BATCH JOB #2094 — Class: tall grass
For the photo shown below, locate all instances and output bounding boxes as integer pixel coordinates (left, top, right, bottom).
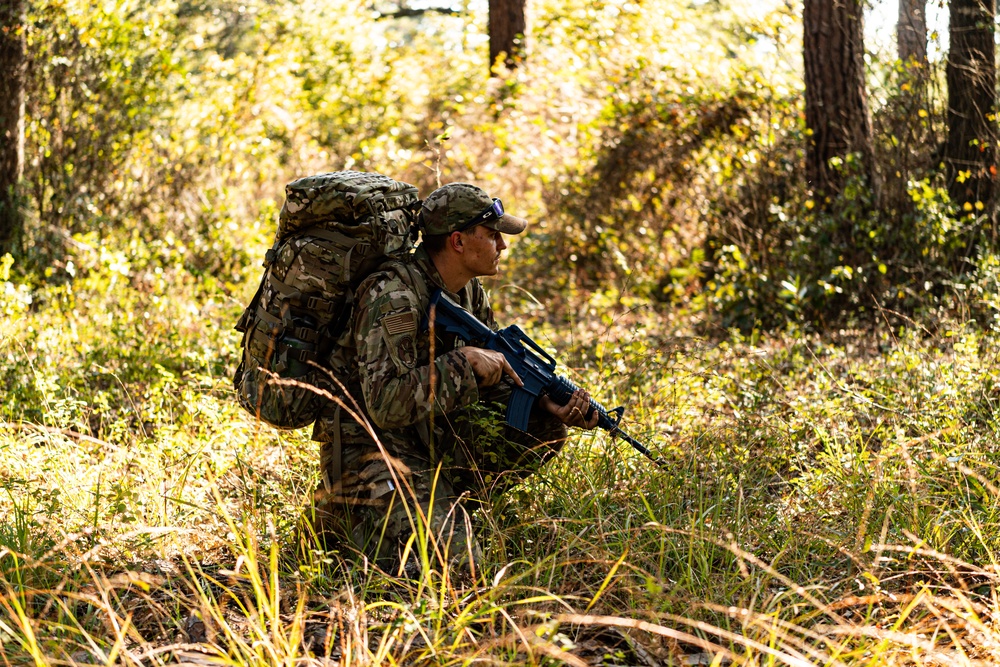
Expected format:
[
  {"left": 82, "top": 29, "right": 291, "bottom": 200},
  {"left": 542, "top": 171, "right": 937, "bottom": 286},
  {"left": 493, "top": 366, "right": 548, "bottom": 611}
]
[{"left": 3, "top": 257, "right": 1000, "bottom": 664}]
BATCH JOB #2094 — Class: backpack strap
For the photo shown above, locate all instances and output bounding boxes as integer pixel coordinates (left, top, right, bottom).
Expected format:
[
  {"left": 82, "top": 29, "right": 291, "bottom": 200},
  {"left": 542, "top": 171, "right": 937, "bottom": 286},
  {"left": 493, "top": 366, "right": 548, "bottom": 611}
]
[
  {"left": 236, "top": 235, "right": 286, "bottom": 336},
  {"left": 266, "top": 273, "right": 340, "bottom": 315},
  {"left": 247, "top": 305, "right": 323, "bottom": 375},
  {"left": 305, "top": 226, "right": 360, "bottom": 247},
  {"left": 318, "top": 405, "right": 344, "bottom": 501},
  {"left": 304, "top": 226, "right": 371, "bottom": 283},
  {"left": 233, "top": 264, "right": 273, "bottom": 392},
  {"left": 331, "top": 406, "right": 343, "bottom": 490},
  {"left": 252, "top": 307, "right": 321, "bottom": 344},
  {"left": 235, "top": 272, "right": 268, "bottom": 335}
]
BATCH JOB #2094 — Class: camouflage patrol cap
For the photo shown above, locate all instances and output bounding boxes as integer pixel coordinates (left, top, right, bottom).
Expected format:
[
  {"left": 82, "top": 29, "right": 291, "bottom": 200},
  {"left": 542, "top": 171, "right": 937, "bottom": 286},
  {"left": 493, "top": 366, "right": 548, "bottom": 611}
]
[{"left": 419, "top": 183, "right": 527, "bottom": 236}]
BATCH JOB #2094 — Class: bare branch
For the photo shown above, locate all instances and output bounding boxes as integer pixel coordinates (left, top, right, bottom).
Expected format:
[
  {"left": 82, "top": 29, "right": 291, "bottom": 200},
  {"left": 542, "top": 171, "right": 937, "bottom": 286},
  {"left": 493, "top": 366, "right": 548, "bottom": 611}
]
[{"left": 373, "top": 6, "right": 461, "bottom": 20}]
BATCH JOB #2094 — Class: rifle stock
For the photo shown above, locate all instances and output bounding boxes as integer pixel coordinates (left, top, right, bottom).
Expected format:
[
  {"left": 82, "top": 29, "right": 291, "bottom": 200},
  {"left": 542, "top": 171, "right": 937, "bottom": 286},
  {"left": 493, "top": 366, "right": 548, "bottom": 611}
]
[{"left": 429, "top": 290, "right": 666, "bottom": 468}]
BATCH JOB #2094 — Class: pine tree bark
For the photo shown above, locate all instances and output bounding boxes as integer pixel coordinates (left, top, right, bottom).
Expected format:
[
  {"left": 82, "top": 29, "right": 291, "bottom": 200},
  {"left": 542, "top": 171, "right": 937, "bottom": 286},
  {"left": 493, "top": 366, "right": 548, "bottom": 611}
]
[
  {"left": 488, "top": 0, "right": 525, "bottom": 73},
  {"left": 897, "top": 0, "right": 927, "bottom": 64},
  {"left": 802, "top": 0, "right": 876, "bottom": 204},
  {"left": 944, "top": 0, "right": 997, "bottom": 233},
  {"left": 0, "top": 0, "right": 27, "bottom": 256}
]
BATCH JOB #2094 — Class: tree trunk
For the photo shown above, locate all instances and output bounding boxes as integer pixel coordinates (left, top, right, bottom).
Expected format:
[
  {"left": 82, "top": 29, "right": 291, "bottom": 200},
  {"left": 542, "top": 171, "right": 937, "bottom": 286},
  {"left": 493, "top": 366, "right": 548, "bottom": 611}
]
[
  {"left": 944, "top": 0, "right": 997, "bottom": 236},
  {"left": 897, "top": 0, "right": 927, "bottom": 64},
  {"left": 802, "top": 0, "right": 876, "bottom": 204},
  {"left": 488, "top": 0, "right": 525, "bottom": 73},
  {"left": 0, "top": 0, "right": 27, "bottom": 256}
]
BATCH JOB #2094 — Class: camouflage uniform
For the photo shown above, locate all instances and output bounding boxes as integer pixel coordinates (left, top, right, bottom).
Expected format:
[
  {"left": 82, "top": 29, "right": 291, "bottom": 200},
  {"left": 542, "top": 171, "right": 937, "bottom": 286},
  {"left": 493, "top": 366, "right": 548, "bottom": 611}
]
[{"left": 311, "top": 243, "right": 567, "bottom": 572}]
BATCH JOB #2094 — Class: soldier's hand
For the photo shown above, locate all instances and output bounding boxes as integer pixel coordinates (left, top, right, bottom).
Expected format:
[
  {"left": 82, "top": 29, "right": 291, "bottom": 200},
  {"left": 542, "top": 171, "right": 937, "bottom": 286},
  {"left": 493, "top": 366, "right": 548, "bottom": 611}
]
[
  {"left": 541, "top": 389, "right": 600, "bottom": 429},
  {"left": 459, "top": 347, "right": 523, "bottom": 388}
]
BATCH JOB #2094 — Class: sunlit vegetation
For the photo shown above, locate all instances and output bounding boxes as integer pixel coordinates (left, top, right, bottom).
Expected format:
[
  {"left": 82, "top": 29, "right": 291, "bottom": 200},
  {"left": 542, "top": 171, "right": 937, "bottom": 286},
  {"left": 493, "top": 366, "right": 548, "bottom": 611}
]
[{"left": 4, "top": 0, "right": 1000, "bottom": 664}]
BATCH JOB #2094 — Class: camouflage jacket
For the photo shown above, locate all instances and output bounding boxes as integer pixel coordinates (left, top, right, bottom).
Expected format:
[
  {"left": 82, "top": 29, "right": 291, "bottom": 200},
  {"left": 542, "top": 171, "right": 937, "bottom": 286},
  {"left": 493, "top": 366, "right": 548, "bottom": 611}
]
[{"left": 313, "top": 245, "right": 496, "bottom": 453}]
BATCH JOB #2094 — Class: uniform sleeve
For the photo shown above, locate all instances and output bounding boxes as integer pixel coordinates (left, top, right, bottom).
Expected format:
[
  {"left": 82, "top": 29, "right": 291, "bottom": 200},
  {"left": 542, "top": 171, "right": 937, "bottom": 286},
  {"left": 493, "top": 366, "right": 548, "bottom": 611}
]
[{"left": 354, "top": 272, "right": 480, "bottom": 431}]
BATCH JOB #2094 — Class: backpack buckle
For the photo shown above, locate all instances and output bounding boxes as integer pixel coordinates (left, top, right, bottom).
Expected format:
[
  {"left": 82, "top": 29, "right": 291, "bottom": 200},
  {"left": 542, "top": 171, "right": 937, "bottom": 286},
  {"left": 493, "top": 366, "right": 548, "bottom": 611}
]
[{"left": 305, "top": 295, "right": 336, "bottom": 313}]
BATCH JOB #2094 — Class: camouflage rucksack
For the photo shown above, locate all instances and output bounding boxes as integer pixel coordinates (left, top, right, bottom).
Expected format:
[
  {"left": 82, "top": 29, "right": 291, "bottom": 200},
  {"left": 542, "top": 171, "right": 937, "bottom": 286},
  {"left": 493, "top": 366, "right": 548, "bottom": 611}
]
[{"left": 234, "top": 171, "right": 420, "bottom": 429}]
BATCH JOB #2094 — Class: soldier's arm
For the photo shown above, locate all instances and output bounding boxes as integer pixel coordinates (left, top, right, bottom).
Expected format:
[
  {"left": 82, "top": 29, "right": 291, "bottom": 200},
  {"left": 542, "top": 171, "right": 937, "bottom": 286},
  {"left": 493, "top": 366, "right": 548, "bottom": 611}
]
[{"left": 354, "top": 274, "right": 480, "bottom": 431}]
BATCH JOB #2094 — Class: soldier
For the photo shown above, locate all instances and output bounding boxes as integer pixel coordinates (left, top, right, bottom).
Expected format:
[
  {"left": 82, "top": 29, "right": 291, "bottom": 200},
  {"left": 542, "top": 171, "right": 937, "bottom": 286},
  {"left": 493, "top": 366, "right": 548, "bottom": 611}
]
[{"left": 312, "top": 183, "right": 598, "bottom": 575}]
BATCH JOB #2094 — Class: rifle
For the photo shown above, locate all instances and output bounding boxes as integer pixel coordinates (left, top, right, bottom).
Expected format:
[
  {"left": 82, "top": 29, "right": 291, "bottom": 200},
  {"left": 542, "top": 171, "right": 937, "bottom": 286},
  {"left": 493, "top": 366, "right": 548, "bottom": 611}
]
[{"left": 429, "top": 290, "right": 666, "bottom": 468}]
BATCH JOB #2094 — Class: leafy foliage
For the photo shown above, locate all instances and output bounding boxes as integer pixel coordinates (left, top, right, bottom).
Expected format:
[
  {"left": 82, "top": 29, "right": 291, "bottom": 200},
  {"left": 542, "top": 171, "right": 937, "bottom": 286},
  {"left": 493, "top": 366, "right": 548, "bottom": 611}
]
[
  {"left": 24, "top": 0, "right": 175, "bottom": 243},
  {"left": 4, "top": 0, "right": 1000, "bottom": 663}
]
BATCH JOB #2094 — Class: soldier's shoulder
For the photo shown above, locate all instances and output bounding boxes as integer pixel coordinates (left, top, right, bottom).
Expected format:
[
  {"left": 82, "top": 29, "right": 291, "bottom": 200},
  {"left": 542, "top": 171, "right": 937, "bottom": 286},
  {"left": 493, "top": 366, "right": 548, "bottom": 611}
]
[
  {"left": 354, "top": 261, "right": 427, "bottom": 330},
  {"left": 356, "top": 265, "right": 407, "bottom": 299},
  {"left": 360, "top": 254, "right": 424, "bottom": 292}
]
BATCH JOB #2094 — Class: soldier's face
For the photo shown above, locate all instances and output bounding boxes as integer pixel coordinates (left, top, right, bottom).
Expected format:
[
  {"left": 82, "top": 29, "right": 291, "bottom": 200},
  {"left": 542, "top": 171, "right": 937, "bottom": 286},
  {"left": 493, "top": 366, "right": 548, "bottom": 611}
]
[{"left": 460, "top": 225, "right": 508, "bottom": 277}]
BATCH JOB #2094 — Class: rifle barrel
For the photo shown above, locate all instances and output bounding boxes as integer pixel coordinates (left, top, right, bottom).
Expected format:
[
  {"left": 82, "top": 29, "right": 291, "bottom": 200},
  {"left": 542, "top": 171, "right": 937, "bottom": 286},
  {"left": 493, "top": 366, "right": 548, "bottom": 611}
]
[{"left": 608, "top": 425, "right": 668, "bottom": 469}]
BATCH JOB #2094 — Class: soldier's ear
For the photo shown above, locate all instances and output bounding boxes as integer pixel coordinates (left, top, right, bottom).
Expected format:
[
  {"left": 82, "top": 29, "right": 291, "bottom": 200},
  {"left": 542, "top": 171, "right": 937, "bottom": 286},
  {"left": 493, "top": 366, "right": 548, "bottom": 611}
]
[{"left": 449, "top": 231, "right": 464, "bottom": 253}]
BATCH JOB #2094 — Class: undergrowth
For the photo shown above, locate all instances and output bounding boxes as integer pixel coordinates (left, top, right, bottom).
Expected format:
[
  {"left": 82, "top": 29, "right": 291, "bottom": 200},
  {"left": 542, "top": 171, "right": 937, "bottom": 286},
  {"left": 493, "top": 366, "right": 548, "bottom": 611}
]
[{"left": 3, "top": 251, "right": 1000, "bottom": 666}]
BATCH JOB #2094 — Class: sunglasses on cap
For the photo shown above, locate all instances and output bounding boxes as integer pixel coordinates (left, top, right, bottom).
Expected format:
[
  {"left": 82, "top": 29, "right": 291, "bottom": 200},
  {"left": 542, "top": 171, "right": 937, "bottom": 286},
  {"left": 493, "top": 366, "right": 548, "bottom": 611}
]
[{"left": 456, "top": 198, "right": 504, "bottom": 232}]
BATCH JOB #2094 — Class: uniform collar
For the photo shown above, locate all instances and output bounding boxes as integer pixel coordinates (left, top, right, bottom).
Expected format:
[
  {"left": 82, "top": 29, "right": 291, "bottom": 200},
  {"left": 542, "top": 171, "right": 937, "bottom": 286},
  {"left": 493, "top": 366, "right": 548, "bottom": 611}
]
[{"left": 413, "top": 244, "right": 467, "bottom": 301}]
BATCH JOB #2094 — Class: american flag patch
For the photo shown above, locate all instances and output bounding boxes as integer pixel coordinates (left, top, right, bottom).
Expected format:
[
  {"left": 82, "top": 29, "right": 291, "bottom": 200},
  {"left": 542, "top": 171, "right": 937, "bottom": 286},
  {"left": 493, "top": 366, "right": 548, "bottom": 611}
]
[{"left": 382, "top": 311, "right": 416, "bottom": 336}]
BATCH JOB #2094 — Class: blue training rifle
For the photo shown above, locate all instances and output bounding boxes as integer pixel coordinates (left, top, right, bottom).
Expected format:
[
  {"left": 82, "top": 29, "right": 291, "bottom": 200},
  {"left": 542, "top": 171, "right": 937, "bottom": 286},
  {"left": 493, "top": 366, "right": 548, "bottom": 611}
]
[{"left": 429, "top": 290, "right": 666, "bottom": 469}]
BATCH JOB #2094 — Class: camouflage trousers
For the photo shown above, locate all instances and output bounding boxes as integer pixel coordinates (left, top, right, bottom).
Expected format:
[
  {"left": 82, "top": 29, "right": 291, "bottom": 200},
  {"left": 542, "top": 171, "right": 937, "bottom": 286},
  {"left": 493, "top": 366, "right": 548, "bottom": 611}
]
[{"left": 309, "top": 387, "right": 568, "bottom": 574}]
